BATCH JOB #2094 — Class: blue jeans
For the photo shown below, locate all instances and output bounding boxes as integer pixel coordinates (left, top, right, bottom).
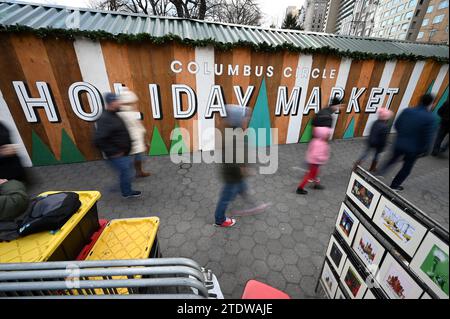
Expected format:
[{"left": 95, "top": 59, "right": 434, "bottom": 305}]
[
  {"left": 378, "top": 149, "right": 418, "bottom": 188},
  {"left": 358, "top": 146, "right": 382, "bottom": 163},
  {"left": 214, "top": 181, "right": 247, "bottom": 225},
  {"left": 108, "top": 156, "right": 133, "bottom": 196}
]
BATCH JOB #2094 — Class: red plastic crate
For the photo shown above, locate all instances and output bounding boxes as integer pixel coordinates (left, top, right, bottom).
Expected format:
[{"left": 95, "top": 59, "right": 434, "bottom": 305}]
[{"left": 76, "top": 219, "right": 109, "bottom": 260}]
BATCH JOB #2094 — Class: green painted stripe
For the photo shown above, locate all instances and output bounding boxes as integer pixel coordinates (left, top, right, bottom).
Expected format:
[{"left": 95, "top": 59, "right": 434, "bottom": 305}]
[
  {"left": 343, "top": 117, "right": 355, "bottom": 139},
  {"left": 299, "top": 119, "right": 313, "bottom": 143},
  {"left": 60, "top": 128, "right": 85, "bottom": 164},
  {"left": 248, "top": 78, "right": 271, "bottom": 147}
]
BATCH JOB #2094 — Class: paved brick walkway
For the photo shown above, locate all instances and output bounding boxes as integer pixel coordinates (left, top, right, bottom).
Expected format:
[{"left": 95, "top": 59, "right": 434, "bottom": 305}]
[{"left": 28, "top": 137, "right": 449, "bottom": 298}]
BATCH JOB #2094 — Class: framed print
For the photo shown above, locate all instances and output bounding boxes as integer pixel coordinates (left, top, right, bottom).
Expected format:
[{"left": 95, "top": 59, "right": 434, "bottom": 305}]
[
  {"left": 326, "top": 235, "right": 347, "bottom": 275},
  {"left": 410, "top": 232, "right": 449, "bottom": 299},
  {"left": 336, "top": 202, "right": 360, "bottom": 246},
  {"left": 377, "top": 253, "right": 423, "bottom": 299},
  {"left": 346, "top": 172, "right": 381, "bottom": 218},
  {"left": 363, "top": 289, "right": 376, "bottom": 299},
  {"left": 334, "top": 287, "right": 346, "bottom": 299},
  {"left": 373, "top": 197, "right": 427, "bottom": 257},
  {"left": 321, "top": 261, "right": 339, "bottom": 298},
  {"left": 340, "top": 259, "right": 368, "bottom": 299},
  {"left": 352, "top": 224, "right": 386, "bottom": 275}
]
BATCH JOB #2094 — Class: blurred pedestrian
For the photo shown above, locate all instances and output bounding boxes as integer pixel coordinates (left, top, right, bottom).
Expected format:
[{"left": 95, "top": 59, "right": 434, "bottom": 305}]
[
  {"left": 432, "top": 100, "right": 449, "bottom": 157},
  {"left": 94, "top": 93, "right": 141, "bottom": 198},
  {"left": 117, "top": 88, "right": 151, "bottom": 177},
  {"left": 377, "top": 94, "right": 437, "bottom": 191},
  {"left": 312, "top": 97, "right": 342, "bottom": 128},
  {"left": 353, "top": 107, "right": 394, "bottom": 172},
  {"left": 213, "top": 105, "right": 257, "bottom": 227},
  {"left": 0, "top": 121, "right": 29, "bottom": 184},
  {"left": 0, "top": 179, "right": 29, "bottom": 222},
  {"left": 296, "top": 126, "right": 332, "bottom": 195}
]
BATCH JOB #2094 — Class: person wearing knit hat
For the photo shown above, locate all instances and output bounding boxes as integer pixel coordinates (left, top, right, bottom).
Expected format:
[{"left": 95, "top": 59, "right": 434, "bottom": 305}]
[
  {"left": 353, "top": 107, "right": 394, "bottom": 172},
  {"left": 117, "top": 88, "right": 151, "bottom": 178}
]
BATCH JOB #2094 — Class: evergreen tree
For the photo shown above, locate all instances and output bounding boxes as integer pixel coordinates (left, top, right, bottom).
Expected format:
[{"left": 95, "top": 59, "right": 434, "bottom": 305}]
[{"left": 281, "top": 13, "right": 302, "bottom": 30}]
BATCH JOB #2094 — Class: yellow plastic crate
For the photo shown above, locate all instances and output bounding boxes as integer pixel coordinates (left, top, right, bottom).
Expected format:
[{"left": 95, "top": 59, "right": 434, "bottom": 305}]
[
  {"left": 85, "top": 217, "right": 160, "bottom": 260},
  {"left": 0, "top": 191, "right": 101, "bottom": 263},
  {"left": 84, "top": 217, "right": 160, "bottom": 295}
]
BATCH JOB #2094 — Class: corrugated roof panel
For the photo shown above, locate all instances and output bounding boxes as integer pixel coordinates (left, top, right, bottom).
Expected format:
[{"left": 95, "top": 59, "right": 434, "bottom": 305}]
[{"left": 0, "top": 1, "right": 447, "bottom": 60}]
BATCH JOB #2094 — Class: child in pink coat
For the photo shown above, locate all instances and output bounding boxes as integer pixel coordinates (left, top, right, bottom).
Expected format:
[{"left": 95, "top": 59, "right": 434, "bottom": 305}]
[{"left": 296, "top": 126, "right": 332, "bottom": 195}]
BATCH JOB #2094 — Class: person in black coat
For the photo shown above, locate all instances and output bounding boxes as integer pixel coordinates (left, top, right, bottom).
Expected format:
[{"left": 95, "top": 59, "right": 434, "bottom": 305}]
[
  {"left": 378, "top": 94, "right": 438, "bottom": 191},
  {"left": 94, "top": 93, "right": 141, "bottom": 198},
  {"left": 432, "top": 100, "right": 449, "bottom": 156},
  {"left": 0, "top": 122, "right": 29, "bottom": 184},
  {"left": 312, "top": 97, "right": 342, "bottom": 128},
  {"left": 354, "top": 108, "right": 393, "bottom": 172}
]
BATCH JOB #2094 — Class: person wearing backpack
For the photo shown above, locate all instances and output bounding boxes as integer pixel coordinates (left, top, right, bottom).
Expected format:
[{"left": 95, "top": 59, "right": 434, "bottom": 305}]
[{"left": 94, "top": 93, "right": 141, "bottom": 198}]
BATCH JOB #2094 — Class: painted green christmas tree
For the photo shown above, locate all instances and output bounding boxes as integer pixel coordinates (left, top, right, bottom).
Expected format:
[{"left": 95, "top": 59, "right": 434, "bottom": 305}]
[
  {"left": 60, "top": 129, "right": 85, "bottom": 164},
  {"left": 31, "top": 130, "right": 59, "bottom": 166},
  {"left": 149, "top": 126, "right": 169, "bottom": 156}
]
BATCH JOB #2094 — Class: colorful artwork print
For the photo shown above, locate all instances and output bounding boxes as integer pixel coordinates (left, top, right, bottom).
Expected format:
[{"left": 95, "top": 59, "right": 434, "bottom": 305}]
[
  {"left": 380, "top": 205, "right": 415, "bottom": 244},
  {"left": 420, "top": 245, "right": 449, "bottom": 296},
  {"left": 321, "top": 262, "right": 338, "bottom": 297},
  {"left": 351, "top": 180, "right": 374, "bottom": 209},
  {"left": 330, "top": 243, "right": 343, "bottom": 268},
  {"left": 357, "top": 236, "right": 377, "bottom": 264},
  {"left": 339, "top": 210, "right": 354, "bottom": 238},
  {"left": 344, "top": 268, "right": 362, "bottom": 297},
  {"left": 383, "top": 264, "right": 411, "bottom": 299}
]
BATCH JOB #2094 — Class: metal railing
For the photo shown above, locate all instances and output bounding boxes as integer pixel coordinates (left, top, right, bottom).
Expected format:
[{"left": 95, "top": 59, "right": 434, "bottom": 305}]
[{"left": 0, "top": 258, "right": 221, "bottom": 299}]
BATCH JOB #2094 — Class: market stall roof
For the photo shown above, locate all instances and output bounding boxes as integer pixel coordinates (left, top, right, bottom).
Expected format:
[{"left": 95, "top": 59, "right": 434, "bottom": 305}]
[{"left": 0, "top": 0, "right": 448, "bottom": 60}]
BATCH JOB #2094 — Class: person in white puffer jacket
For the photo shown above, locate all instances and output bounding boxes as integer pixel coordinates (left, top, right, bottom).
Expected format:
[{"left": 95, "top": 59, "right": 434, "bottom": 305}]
[{"left": 117, "top": 88, "right": 151, "bottom": 178}]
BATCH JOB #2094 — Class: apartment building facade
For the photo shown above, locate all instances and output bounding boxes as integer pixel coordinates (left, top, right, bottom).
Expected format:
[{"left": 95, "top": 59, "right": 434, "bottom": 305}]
[
  {"left": 371, "top": 0, "right": 431, "bottom": 40},
  {"left": 304, "top": 0, "right": 329, "bottom": 32},
  {"left": 416, "top": 0, "right": 449, "bottom": 43}
]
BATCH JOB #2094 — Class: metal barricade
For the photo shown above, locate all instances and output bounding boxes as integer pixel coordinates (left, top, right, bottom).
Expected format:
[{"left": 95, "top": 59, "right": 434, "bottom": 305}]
[{"left": 0, "top": 258, "right": 221, "bottom": 299}]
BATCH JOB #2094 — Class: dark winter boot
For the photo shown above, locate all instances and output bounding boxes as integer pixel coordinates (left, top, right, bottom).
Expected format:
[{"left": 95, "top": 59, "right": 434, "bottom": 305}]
[
  {"left": 369, "top": 160, "right": 378, "bottom": 172},
  {"left": 353, "top": 160, "right": 362, "bottom": 171}
]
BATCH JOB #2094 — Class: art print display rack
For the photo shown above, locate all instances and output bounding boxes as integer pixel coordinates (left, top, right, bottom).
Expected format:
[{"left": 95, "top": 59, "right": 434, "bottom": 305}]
[{"left": 316, "top": 166, "right": 449, "bottom": 300}]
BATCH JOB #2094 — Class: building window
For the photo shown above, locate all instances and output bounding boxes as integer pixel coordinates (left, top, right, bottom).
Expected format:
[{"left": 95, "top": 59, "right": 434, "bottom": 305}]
[
  {"left": 404, "top": 11, "right": 414, "bottom": 19},
  {"left": 394, "top": 15, "right": 401, "bottom": 23},
  {"left": 417, "top": 31, "right": 424, "bottom": 38},
  {"left": 429, "top": 29, "right": 437, "bottom": 38},
  {"left": 398, "top": 33, "right": 407, "bottom": 40},
  {"left": 415, "top": 9, "right": 420, "bottom": 16},
  {"left": 402, "top": 22, "right": 409, "bottom": 31},
  {"left": 388, "top": 18, "right": 394, "bottom": 24},
  {"left": 408, "top": 0, "right": 417, "bottom": 8},
  {"left": 422, "top": 18, "right": 429, "bottom": 26},
  {"left": 427, "top": 5, "right": 434, "bottom": 13},
  {"left": 397, "top": 4, "right": 405, "bottom": 12},
  {"left": 432, "top": 14, "right": 445, "bottom": 24},
  {"left": 438, "top": 1, "right": 449, "bottom": 9}
]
